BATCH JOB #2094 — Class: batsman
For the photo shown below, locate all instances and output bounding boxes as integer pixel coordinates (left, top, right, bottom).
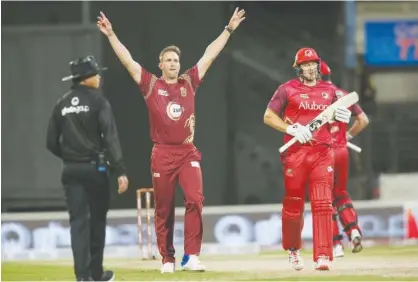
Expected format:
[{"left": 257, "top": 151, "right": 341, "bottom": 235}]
[
  {"left": 321, "top": 61, "right": 369, "bottom": 258},
  {"left": 264, "top": 48, "right": 353, "bottom": 271}
]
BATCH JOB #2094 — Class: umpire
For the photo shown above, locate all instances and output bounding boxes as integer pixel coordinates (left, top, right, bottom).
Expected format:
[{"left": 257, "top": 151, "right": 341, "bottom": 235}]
[{"left": 46, "top": 55, "right": 129, "bottom": 281}]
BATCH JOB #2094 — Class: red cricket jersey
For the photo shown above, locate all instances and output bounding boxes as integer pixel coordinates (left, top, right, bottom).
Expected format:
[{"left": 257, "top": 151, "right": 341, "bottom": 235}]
[
  {"left": 327, "top": 85, "right": 364, "bottom": 148},
  {"left": 267, "top": 79, "right": 342, "bottom": 152},
  {"left": 139, "top": 65, "right": 202, "bottom": 145}
]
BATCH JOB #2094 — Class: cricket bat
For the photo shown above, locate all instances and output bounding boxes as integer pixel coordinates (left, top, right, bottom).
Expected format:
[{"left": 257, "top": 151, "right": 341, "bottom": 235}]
[
  {"left": 278, "top": 91, "right": 359, "bottom": 154},
  {"left": 347, "top": 141, "right": 362, "bottom": 153}
]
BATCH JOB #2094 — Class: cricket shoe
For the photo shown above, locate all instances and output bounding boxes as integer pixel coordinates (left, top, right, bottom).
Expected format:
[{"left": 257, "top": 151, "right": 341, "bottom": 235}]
[
  {"left": 350, "top": 229, "right": 363, "bottom": 253},
  {"left": 160, "top": 262, "right": 175, "bottom": 273},
  {"left": 181, "top": 254, "right": 206, "bottom": 272},
  {"left": 333, "top": 244, "right": 345, "bottom": 258},
  {"left": 288, "top": 250, "right": 304, "bottom": 271},
  {"left": 315, "top": 255, "right": 331, "bottom": 271}
]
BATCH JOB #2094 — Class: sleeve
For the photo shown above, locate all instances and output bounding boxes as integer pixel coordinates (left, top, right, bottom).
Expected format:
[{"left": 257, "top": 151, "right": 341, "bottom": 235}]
[
  {"left": 351, "top": 103, "right": 364, "bottom": 116},
  {"left": 183, "top": 64, "right": 202, "bottom": 92},
  {"left": 138, "top": 66, "right": 157, "bottom": 99},
  {"left": 98, "top": 98, "right": 126, "bottom": 177},
  {"left": 46, "top": 105, "right": 62, "bottom": 159},
  {"left": 267, "top": 85, "right": 288, "bottom": 115},
  {"left": 335, "top": 88, "right": 363, "bottom": 115}
]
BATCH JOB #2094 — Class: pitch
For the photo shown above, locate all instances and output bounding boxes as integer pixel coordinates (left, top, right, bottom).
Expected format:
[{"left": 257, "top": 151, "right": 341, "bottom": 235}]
[{"left": 2, "top": 245, "right": 418, "bottom": 281}]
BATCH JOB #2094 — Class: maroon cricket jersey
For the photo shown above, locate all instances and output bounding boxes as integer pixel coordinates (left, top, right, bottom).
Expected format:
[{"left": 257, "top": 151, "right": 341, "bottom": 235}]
[
  {"left": 267, "top": 79, "right": 341, "bottom": 151},
  {"left": 327, "top": 85, "right": 364, "bottom": 148},
  {"left": 139, "top": 65, "right": 202, "bottom": 145}
]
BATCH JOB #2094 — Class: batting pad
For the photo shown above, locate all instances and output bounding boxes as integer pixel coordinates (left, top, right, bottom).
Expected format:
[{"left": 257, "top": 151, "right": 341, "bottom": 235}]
[
  {"left": 335, "top": 195, "right": 359, "bottom": 236},
  {"left": 281, "top": 197, "right": 305, "bottom": 250},
  {"left": 310, "top": 182, "right": 333, "bottom": 261}
]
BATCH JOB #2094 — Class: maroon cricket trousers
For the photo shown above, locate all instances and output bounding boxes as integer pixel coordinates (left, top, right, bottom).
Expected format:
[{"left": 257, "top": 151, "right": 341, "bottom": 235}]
[{"left": 150, "top": 143, "right": 204, "bottom": 263}]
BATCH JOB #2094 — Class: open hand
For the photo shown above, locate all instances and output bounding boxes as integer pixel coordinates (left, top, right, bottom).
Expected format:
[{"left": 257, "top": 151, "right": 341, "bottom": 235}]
[
  {"left": 97, "top": 11, "right": 114, "bottom": 37},
  {"left": 227, "top": 7, "right": 246, "bottom": 31},
  {"left": 118, "top": 175, "right": 129, "bottom": 194}
]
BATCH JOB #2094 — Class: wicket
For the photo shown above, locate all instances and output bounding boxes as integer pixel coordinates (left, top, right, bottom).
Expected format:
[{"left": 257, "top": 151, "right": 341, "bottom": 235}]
[{"left": 136, "top": 188, "right": 156, "bottom": 260}]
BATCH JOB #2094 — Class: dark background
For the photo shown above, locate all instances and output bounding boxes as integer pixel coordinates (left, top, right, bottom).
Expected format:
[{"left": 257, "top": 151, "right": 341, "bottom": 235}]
[{"left": 2, "top": 1, "right": 416, "bottom": 212}]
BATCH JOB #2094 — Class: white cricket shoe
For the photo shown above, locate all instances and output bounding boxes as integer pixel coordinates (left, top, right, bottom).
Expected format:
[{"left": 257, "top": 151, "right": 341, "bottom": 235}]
[
  {"left": 181, "top": 254, "right": 206, "bottom": 272},
  {"left": 350, "top": 229, "right": 363, "bottom": 253},
  {"left": 333, "top": 244, "right": 345, "bottom": 258},
  {"left": 288, "top": 250, "right": 304, "bottom": 271},
  {"left": 315, "top": 255, "right": 331, "bottom": 271},
  {"left": 160, "top": 262, "right": 175, "bottom": 273}
]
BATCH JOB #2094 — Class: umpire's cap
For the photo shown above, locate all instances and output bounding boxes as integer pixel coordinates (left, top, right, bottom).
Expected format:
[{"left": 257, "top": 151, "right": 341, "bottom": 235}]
[{"left": 62, "top": 55, "right": 108, "bottom": 82}]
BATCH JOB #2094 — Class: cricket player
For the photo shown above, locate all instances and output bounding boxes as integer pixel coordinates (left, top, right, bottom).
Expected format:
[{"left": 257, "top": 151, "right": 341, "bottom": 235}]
[
  {"left": 97, "top": 9, "right": 245, "bottom": 273},
  {"left": 321, "top": 61, "right": 369, "bottom": 258},
  {"left": 264, "top": 48, "right": 352, "bottom": 271}
]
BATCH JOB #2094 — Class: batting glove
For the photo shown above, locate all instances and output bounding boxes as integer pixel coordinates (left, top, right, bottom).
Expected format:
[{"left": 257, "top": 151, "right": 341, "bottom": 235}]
[
  {"left": 335, "top": 107, "right": 351, "bottom": 124},
  {"left": 286, "top": 123, "right": 312, "bottom": 144},
  {"left": 346, "top": 132, "right": 353, "bottom": 141}
]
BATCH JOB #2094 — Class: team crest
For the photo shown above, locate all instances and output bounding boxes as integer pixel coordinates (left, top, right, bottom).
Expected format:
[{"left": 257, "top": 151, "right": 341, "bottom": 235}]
[
  {"left": 286, "top": 168, "right": 293, "bottom": 177},
  {"left": 321, "top": 92, "right": 329, "bottom": 99},
  {"left": 336, "top": 90, "right": 344, "bottom": 98},
  {"left": 304, "top": 49, "right": 313, "bottom": 57},
  {"left": 180, "top": 87, "right": 187, "bottom": 97}
]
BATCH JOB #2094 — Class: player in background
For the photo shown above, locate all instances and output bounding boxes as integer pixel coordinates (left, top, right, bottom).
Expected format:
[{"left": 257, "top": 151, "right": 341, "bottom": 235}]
[
  {"left": 320, "top": 61, "right": 369, "bottom": 258},
  {"left": 264, "top": 48, "right": 352, "bottom": 271},
  {"left": 97, "top": 9, "right": 245, "bottom": 273}
]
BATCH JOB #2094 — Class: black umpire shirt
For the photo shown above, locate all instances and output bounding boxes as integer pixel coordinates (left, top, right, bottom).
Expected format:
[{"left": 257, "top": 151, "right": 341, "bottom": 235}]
[{"left": 46, "top": 84, "right": 126, "bottom": 176}]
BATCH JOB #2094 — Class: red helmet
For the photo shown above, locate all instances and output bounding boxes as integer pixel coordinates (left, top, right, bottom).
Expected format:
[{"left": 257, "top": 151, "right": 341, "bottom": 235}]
[
  {"left": 293, "top": 47, "right": 320, "bottom": 67},
  {"left": 320, "top": 61, "right": 331, "bottom": 76}
]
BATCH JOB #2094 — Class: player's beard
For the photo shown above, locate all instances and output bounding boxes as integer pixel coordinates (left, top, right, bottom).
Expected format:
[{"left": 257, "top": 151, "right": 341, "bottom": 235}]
[{"left": 302, "top": 70, "right": 317, "bottom": 82}]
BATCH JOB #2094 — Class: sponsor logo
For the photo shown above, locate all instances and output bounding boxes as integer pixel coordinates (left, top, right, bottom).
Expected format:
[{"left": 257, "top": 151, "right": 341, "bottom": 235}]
[
  {"left": 0, "top": 205, "right": 405, "bottom": 260},
  {"left": 166, "top": 102, "right": 183, "bottom": 121},
  {"left": 158, "top": 89, "right": 169, "bottom": 96},
  {"left": 308, "top": 117, "right": 326, "bottom": 131},
  {"left": 61, "top": 105, "right": 89, "bottom": 116},
  {"left": 299, "top": 101, "right": 328, "bottom": 111},
  {"left": 61, "top": 96, "right": 90, "bottom": 116},
  {"left": 300, "top": 94, "right": 309, "bottom": 99}
]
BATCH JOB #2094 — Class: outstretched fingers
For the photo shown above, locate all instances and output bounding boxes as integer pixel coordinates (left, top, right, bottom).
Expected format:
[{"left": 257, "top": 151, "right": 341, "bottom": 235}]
[{"left": 238, "top": 9, "right": 245, "bottom": 18}]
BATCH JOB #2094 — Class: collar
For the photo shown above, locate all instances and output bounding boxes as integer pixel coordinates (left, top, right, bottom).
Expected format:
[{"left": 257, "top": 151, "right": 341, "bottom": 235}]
[{"left": 71, "top": 84, "right": 101, "bottom": 93}]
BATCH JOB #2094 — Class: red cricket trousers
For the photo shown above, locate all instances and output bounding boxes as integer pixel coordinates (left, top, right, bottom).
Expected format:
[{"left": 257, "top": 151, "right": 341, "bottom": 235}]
[
  {"left": 151, "top": 144, "right": 204, "bottom": 264},
  {"left": 332, "top": 146, "right": 360, "bottom": 241},
  {"left": 281, "top": 145, "right": 334, "bottom": 262}
]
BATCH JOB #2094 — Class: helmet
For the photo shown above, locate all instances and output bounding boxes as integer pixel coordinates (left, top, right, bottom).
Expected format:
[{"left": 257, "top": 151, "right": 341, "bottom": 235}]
[
  {"left": 320, "top": 61, "right": 331, "bottom": 76},
  {"left": 293, "top": 47, "right": 321, "bottom": 79},
  {"left": 293, "top": 47, "right": 320, "bottom": 67},
  {"left": 320, "top": 61, "right": 332, "bottom": 81}
]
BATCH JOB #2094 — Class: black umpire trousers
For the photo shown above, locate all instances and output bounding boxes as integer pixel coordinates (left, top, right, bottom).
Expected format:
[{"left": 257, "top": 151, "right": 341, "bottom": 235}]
[{"left": 61, "top": 162, "right": 110, "bottom": 280}]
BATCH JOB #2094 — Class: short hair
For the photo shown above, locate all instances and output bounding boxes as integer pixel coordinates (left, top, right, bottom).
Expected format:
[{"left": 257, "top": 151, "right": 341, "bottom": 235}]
[{"left": 159, "top": 45, "right": 181, "bottom": 61}]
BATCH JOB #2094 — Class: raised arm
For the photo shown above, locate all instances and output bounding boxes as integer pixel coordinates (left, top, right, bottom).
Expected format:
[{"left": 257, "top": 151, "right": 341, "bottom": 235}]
[
  {"left": 97, "top": 12, "right": 142, "bottom": 84},
  {"left": 197, "top": 7, "right": 245, "bottom": 80}
]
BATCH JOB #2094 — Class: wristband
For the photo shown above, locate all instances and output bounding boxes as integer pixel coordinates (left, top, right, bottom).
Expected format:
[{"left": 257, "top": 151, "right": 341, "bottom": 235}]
[{"left": 225, "top": 25, "right": 233, "bottom": 34}]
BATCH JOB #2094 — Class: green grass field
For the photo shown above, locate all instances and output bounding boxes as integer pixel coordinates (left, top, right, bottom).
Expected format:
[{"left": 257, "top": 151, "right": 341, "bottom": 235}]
[{"left": 2, "top": 245, "right": 418, "bottom": 281}]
